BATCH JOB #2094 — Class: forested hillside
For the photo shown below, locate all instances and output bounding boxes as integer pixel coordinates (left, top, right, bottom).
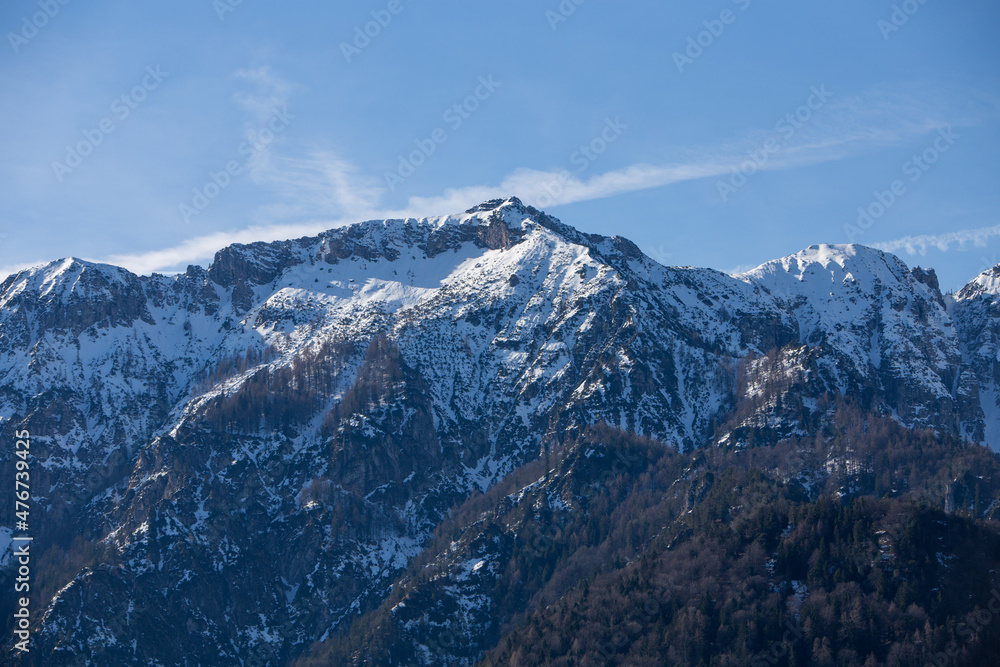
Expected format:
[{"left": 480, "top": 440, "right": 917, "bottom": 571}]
[{"left": 301, "top": 405, "right": 1000, "bottom": 666}]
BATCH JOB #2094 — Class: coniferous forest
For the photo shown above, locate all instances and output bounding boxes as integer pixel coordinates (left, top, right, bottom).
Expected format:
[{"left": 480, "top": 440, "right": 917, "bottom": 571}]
[{"left": 299, "top": 402, "right": 1000, "bottom": 666}]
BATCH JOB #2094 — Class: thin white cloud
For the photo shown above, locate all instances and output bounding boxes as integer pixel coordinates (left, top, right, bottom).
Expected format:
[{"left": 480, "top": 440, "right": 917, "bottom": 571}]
[
  {"left": 251, "top": 151, "right": 385, "bottom": 223},
  {"left": 89, "top": 221, "right": 348, "bottom": 276},
  {"left": 0, "top": 220, "right": 357, "bottom": 280},
  {"left": 233, "top": 66, "right": 295, "bottom": 125},
  {"left": 229, "top": 67, "right": 300, "bottom": 191},
  {"left": 391, "top": 162, "right": 731, "bottom": 217},
  {"left": 393, "top": 85, "right": 981, "bottom": 216},
  {"left": 70, "top": 160, "right": 720, "bottom": 276},
  {"left": 3, "top": 82, "right": 987, "bottom": 280},
  {"left": 873, "top": 223, "right": 1000, "bottom": 256}
]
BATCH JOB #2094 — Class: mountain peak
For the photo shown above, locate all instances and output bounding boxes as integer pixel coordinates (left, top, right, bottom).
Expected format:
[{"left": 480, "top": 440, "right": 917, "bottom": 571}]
[
  {"left": 465, "top": 196, "right": 526, "bottom": 215},
  {"left": 957, "top": 264, "right": 1000, "bottom": 301},
  {"left": 736, "top": 243, "right": 911, "bottom": 288},
  {"left": 1, "top": 256, "right": 136, "bottom": 299},
  {"left": 462, "top": 196, "right": 539, "bottom": 237}
]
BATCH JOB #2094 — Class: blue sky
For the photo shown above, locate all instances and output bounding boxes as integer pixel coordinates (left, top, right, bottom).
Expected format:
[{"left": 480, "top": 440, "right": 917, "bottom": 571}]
[{"left": 1, "top": 0, "right": 997, "bottom": 291}]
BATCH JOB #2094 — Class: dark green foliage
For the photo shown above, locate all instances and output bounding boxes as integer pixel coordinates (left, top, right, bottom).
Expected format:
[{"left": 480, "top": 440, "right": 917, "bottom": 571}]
[
  {"left": 481, "top": 481, "right": 1000, "bottom": 666},
  {"left": 202, "top": 339, "right": 355, "bottom": 432},
  {"left": 298, "top": 403, "right": 1000, "bottom": 666},
  {"left": 321, "top": 333, "right": 443, "bottom": 501},
  {"left": 192, "top": 345, "right": 277, "bottom": 395}
]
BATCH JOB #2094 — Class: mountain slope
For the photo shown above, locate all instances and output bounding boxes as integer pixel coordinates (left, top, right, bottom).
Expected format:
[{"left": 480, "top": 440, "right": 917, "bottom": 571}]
[
  {"left": 0, "top": 198, "right": 995, "bottom": 664},
  {"left": 736, "top": 244, "right": 975, "bottom": 440},
  {"left": 952, "top": 266, "right": 1000, "bottom": 451},
  {"left": 301, "top": 412, "right": 1000, "bottom": 666}
]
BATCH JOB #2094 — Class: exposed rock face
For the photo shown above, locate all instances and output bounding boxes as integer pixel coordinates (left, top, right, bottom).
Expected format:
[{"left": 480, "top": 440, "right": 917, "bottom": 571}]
[
  {"left": 952, "top": 265, "right": 1000, "bottom": 447},
  {"left": 734, "top": 244, "right": 981, "bottom": 443},
  {"left": 0, "top": 198, "right": 993, "bottom": 664}
]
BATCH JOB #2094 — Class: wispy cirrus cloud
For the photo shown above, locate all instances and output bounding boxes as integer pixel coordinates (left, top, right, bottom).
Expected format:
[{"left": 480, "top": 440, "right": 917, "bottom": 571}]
[
  {"left": 3, "top": 82, "right": 990, "bottom": 280},
  {"left": 233, "top": 66, "right": 296, "bottom": 125},
  {"left": 392, "top": 83, "right": 991, "bottom": 215},
  {"left": 873, "top": 223, "right": 1000, "bottom": 256},
  {"left": 94, "top": 221, "right": 339, "bottom": 276}
]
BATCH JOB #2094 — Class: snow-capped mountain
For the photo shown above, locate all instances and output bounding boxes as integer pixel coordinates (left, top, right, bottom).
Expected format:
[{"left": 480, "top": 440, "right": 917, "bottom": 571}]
[
  {"left": 0, "top": 198, "right": 993, "bottom": 664},
  {"left": 735, "top": 244, "right": 977, "bottom": 441},
  {"left": 952, "top": 265, "right": 1000, "bottom": 448}
]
